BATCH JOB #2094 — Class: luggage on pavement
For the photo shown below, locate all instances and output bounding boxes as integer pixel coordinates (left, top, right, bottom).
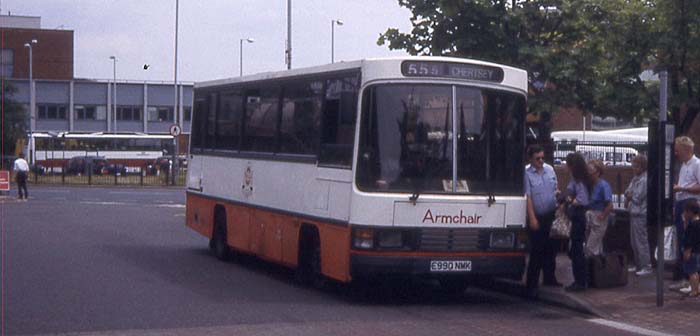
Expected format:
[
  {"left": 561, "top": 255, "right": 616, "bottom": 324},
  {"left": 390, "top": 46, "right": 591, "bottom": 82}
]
[{"left": 588, "top": 252, "right": 628, "bottom": 288}]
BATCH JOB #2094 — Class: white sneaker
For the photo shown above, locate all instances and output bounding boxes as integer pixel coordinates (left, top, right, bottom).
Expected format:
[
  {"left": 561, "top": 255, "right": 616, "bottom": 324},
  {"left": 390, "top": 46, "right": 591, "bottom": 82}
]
[
  {"left": 670, "top": 280, "right": 690, "bottom": 291},
  {"left": 679, "top": 285, "right": 692, "bottom": 294},
  {"left": 628, "top": 266, "right": 637, "bottom": 272},
  {"left": 635, "top": 268, "right": 653, "bottom": 276}
]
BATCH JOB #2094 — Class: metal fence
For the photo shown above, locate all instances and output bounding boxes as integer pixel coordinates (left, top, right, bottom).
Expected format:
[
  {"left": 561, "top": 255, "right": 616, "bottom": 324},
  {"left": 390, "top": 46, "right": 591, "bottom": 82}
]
[
  {"left": 27, "top": 166, "right": 187, "bottom": 186},
  {"left": 551, "top": 140, "right": 648, "bottom": 166},
  {"left": 549, "top": 140, "right": 649, "bottom": 210}
]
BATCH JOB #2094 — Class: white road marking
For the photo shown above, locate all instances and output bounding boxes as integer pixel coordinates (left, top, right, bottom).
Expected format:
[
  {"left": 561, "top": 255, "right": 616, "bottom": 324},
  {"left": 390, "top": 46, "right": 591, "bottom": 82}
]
[
  {"left": 80, "top": 201, "right": 128, "bottom": 206},
  {"left": 588, "top": 318, "right": 678, "bottom": 336},
  {"left": 155, "top": 204, "right": 186, "bottom": 208}
]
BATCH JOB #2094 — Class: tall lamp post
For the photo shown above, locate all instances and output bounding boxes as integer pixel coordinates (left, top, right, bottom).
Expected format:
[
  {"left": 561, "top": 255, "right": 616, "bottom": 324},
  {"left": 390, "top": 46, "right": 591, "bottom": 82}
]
[
  {"left": 24, "top": 39, "right": 38, "bottom": 164},
  {"left": 240, "top": 38, "right": 255, "bottom": 76},
  {"left": 109, "top": 56, "right": 117, "bottom": 134},
  {"left": 331, "top": 19, "right": 343, "bottom": 63}
]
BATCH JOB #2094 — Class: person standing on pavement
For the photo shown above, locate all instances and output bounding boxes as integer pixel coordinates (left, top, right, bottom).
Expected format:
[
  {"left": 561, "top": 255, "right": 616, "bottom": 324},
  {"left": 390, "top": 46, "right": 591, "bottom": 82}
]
[
  {"left": 584, "top": 160, "right": 613, "bottom": 258},
  {"left": 625, "top": 155, "right": 653, "bottom": 276},
  {"left": 524, "top": 145, "right": 562, "bottom": 298},
  {"left": 13, "top": 152, "right": 29, "bottom": 200},
  {"left": 670, "top": 136, "right": 700, "bottom": 288},
  {"left": 564, "top": 153, "right": 592, "bottom": 292},
  {"left": 681, "top": 199, "right": 700, "bottom": 298}
]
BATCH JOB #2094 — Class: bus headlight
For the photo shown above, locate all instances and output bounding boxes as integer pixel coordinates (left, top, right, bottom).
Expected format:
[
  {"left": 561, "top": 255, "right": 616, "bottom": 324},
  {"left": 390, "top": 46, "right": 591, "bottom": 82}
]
[
  {"left": 490, "top": 232, "right": 515, "bottom": 249},
  {"left": 353, "top": 228, "right": 374, "bottom": 249},
  {"left": 377, "top": 230, "right": 403, "bottom": 248}
]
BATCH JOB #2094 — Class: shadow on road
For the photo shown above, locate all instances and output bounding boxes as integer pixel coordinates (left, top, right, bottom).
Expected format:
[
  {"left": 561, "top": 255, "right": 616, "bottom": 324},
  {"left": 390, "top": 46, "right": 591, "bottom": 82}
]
[{"left": 105, "top": 242, "right": 519, "bottom": 309}]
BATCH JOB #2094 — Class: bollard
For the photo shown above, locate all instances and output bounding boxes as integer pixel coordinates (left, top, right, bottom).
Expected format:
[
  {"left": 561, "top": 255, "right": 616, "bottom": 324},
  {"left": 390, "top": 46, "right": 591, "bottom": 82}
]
[{"left": 140, "top": 166, "right": 144, "bottom": 186}]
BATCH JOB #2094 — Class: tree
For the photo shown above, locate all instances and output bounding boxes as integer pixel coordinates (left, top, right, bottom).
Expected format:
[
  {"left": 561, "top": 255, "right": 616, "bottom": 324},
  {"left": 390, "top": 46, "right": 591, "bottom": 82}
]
[
  {"left": 2, "top": 83, "right": 28, "bottom": 158},
  {"left": 377, "top": 1, "right": 666, "bottom": 124},
  {"left": 655, "top": 0, "right": 700, "bottom": 135}
]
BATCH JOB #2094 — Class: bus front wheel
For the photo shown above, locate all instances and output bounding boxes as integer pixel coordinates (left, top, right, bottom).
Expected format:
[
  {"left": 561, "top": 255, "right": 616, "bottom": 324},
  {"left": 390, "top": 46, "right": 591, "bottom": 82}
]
[{"left": 296, "top": 226, "right": 325, "bottom": 289}]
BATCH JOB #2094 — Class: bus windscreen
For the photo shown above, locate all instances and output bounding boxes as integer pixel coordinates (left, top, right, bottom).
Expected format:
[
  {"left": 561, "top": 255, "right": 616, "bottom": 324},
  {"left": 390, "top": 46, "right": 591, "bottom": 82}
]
[{"left": 357, "top": 84, "right": 525, "bottom": 195}]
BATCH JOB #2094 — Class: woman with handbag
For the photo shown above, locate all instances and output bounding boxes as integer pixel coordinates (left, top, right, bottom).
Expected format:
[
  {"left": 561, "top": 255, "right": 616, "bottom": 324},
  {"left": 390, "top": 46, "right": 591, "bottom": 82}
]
[
  {"left": 564, "top": 153, "right": 592, "bottom": 292},
  {"left": 585, "top": 160, "right": 613, "bottom": 258}
]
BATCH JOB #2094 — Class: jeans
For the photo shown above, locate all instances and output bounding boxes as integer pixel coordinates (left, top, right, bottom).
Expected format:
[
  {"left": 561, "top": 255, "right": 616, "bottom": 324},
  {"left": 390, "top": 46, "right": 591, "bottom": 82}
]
[
  {"left": 568, "top": 206, "right": 588, "bottom": 286},
  {"left": 16, "top": 171, "right": 28, "bottom": 199},
  {"left": 527, "top": 211, "right": 558, "bottom": 289}
]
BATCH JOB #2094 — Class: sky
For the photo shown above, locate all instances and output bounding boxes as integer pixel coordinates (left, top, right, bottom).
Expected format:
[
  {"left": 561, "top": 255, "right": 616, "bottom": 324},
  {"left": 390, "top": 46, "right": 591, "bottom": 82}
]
[{"left": 3, "top": 0, "right": 414, "bottom": 82}]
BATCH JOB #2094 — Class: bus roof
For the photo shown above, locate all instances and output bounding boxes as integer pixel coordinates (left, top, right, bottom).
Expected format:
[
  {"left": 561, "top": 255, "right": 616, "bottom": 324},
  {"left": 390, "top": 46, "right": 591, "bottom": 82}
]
[{"left": 194, "top": 56, "right": 528, "bottom": 93}]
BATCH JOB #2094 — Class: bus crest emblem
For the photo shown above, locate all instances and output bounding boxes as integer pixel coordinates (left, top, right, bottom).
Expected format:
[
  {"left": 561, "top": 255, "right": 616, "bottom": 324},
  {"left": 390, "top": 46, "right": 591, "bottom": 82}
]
[{"left": 242, "top": 165, "right": 254, "bottom": 197}]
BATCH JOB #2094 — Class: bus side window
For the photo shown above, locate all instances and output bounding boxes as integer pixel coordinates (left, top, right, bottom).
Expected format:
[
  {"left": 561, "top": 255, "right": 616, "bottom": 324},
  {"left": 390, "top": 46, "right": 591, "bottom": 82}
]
[
  {"left": 319, "top": 73, "right": 359, "bottom": 167},
  {"left": 205, "top": 93, "right": 218, "bottom": 149},
  {"left": 216, "top": 90, "right": 244, "bottom": 151},
  {"left": 242, "top": 87, "right": 280, "bottom": 153},
  {"left": 279, "top": 80, "right": 323, "bottom": 155}
]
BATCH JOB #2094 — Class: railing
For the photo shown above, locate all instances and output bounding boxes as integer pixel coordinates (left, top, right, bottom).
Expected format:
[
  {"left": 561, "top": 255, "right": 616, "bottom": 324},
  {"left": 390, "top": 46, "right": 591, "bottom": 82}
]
[
  {"left": 27, "top": 165, "right": 187, "bottom": 186},
  {"left": 549, "top": 140, "right": 649, "bottom": 210}
]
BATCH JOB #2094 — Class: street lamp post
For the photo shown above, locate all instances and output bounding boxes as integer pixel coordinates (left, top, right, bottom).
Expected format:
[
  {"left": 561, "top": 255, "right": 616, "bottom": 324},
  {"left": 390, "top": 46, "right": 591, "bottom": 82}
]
[
  {"left": 109, "top": 56, "right": 117, "bottom": 134},
  {"left": 240, "top": 38, "right": 255, "bottom": 76},
  {"left": 331, "top": 19, "right": 343, "bottom": 63},
  {"left": 23, "top": 39, "right": 38, "bottom": 164}
]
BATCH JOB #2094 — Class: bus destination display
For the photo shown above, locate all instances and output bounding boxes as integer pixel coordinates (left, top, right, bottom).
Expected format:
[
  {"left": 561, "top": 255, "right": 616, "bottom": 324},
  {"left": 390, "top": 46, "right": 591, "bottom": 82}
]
[{"left": 401, "top": 61, "right": 504, "bottom": 82}]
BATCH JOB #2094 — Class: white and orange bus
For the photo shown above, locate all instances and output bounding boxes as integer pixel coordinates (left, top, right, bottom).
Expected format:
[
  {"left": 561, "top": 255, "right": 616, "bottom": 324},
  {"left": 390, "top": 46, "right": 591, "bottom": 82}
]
[{"left": 186, "top": 57, "right": 529, "bottom": 289}]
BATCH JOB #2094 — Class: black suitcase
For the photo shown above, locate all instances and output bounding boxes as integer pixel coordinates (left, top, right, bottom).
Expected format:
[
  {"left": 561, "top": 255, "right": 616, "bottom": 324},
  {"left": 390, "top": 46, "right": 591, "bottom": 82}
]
[{"left": 588, "top": 253, "right": 628, "bottom": 288}]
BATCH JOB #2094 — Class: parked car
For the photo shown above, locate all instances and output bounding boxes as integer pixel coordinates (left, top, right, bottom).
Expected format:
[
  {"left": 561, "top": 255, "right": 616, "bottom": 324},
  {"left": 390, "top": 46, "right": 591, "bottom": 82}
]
[
  {"left": 66, "top": 156, "right": 126, "bottom": 175},
  {"left": 31, "top": 164, "right": 46, "bottom": 175},
  {"left": 146, "top": 156, "right": 187, "bottom": 175}
]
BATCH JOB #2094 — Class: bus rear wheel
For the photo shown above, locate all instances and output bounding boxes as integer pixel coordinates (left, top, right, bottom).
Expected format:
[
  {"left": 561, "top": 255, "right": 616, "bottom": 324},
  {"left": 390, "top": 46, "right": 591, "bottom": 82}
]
[{"left": 210, "top": 209, "right": 230, "bottom": 261}]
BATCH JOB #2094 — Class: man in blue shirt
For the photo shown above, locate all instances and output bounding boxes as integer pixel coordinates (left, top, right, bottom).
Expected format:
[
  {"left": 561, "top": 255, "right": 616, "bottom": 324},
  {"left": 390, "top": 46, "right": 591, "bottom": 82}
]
[{"left": 524, "top": 145, "right": 561, "bottom": 298}]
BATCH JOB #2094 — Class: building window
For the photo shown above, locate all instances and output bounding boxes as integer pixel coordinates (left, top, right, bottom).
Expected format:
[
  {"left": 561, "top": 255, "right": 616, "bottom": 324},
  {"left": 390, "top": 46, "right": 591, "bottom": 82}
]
[
  {"left": 75, "top": 105, "right": 106, "bottom": 120},
  {"left": 37, "top": 104, "right": 68, "bottom": 120},
  {"left": 1, "top": 49, "right": 13, "bottom": 78},
  {"left": 117, "top": 106, "right": 142, "bottom": 121},
  {"left": 147, "top": 106, "right": 173, "bottom": 122}
]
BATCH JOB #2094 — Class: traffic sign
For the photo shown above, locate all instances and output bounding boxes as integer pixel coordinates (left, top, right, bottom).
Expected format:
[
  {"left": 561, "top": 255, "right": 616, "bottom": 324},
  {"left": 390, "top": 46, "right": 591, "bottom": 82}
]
[{"left": 169, "top": 124, "right": 182, "bottom": 137}]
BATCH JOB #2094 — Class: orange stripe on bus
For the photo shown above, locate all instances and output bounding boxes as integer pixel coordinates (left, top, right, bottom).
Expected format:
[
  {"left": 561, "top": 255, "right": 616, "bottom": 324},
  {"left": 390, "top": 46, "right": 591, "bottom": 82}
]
[{"left": 186, "top": 193, "right": 352, "bottom": 282}]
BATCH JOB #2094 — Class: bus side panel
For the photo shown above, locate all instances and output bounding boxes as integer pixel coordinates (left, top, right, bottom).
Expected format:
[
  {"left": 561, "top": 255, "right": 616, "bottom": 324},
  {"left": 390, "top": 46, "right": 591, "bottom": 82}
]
[
  {"left": 318, "top": 223, "right": 351, "bottom": 282},
  {"left": 228, "top": 204, "right": 252, "bottom": 253},
  {"left": 260, "top": 211, "right": 283, "bottom": 262},
  {"left": 186, "top": 193, "right": 214, "bottom": 239}
]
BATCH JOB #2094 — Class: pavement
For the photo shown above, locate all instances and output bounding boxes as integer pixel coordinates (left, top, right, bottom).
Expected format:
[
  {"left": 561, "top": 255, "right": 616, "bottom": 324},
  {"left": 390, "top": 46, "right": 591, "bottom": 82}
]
[{"left": 488, "top": 254, "right": 699, "bottom": 336}]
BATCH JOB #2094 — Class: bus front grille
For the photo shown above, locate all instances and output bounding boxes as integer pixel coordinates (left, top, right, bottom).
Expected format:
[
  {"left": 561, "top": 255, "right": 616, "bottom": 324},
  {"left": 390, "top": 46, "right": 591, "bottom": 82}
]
[{"left": 417, "top": 228, "right": 485, "bottom": 252}]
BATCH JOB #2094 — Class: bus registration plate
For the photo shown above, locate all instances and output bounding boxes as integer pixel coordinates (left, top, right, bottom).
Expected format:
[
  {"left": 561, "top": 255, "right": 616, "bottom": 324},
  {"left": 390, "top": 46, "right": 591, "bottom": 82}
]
[{"left": 430, "top": 260, "right": 472, "bottom": 272}]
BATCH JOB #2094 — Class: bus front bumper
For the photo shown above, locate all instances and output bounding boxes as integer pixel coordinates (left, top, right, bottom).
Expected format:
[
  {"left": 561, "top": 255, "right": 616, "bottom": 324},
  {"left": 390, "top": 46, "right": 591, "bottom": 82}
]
[{"left": 350, "top": 252, "right": 526, "bottom": 280}]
